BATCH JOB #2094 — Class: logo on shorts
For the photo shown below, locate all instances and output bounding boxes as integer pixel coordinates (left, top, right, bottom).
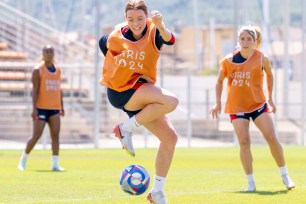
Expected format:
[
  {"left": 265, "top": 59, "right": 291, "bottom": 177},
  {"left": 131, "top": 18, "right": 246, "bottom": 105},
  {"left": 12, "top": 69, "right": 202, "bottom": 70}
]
[
  {"left": 257, "top": 106, "right": 265, "bottom": 112},
  {"left": 38, "top": 115, "right": 46, "bottom": 119},
  {"left": 236, "top": 113, "right": 244, "bottom": 116}
]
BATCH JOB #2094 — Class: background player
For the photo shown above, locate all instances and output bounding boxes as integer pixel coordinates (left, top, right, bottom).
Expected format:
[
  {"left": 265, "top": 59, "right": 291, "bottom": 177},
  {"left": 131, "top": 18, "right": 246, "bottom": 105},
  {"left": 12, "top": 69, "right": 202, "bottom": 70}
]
[
  {"left": 18, "top": 45, "right": 65, "bottom": 172},
  {"left": 210, "top": 25, "right": 295, "bottom": 191}
]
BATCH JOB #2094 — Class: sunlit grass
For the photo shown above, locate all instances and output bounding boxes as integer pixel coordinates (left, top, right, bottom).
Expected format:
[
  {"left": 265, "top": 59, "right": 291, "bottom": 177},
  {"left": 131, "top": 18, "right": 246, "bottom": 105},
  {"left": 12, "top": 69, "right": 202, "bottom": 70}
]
[{"left": 1, "top": 146, "right": 305, "bottom": 204}]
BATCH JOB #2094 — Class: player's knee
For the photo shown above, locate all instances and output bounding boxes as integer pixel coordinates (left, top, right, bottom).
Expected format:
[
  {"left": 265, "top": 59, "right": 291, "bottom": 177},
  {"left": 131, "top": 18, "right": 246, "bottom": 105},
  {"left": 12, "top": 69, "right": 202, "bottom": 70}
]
[
  {"left": 30, "top": 134, "right": 42, "bottom": 142},
  {"left": 172, "top": 133, "right": 178, "bottom": 146},
  {"left": 166, "top": 96, "right": 179, "bottom": 112},
  {"left": 168, "top": 132, "right": 178, "bottom": 148},
  {"left": 239, "top": 137, "right": 251, "bottom": 149},
  {"left": 266, "top": 134, "right": 280, "bottom": 145},
  {"left": 50, "top": 134, "right": 60, "bottom": 142}
]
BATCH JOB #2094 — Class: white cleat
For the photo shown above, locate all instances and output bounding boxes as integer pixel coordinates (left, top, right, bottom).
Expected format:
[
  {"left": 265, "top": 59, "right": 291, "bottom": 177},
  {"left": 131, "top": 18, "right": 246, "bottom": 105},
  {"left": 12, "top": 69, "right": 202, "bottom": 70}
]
[
  {"left": 147, "top": 191, "right": 168, "bottom": 204},
  {"left": 52, "top": 166, "right": 65, "bottom": 172},
  {"left": 18, "top": 164, "right": 25, "bottom": 171},
  {"left": 244, "top": 181, "right": 256, "bottom": 192},
  {"left": 113, "top": 124, "right": 135, "bottom": 157},
  {"left": 282, "top": 174, "right": 295, "bottom": 190},
  {"left": 18, "top": 158, "right": 27, "bottom": 171}
]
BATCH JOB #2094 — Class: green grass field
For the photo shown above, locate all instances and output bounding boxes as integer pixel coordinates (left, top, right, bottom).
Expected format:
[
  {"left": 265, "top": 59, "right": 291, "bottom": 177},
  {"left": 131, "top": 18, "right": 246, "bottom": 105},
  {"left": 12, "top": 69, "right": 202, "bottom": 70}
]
[{"left": 1, "top": 146, "right": 305, "bottom": 204}]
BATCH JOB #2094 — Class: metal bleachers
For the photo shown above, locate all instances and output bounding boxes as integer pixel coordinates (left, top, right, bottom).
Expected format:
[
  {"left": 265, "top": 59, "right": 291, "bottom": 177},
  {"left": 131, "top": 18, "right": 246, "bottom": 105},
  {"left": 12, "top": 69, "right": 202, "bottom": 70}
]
[{"left": 0, "top": 41, "right": 95, "bottom": 143}]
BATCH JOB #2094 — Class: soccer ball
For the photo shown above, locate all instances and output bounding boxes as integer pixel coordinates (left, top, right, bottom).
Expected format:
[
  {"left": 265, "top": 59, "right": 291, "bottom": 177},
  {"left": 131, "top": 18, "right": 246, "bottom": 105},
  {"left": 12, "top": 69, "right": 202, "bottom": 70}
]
[{"left": 120, "top": 164, "right": 150, "bottom": 195}]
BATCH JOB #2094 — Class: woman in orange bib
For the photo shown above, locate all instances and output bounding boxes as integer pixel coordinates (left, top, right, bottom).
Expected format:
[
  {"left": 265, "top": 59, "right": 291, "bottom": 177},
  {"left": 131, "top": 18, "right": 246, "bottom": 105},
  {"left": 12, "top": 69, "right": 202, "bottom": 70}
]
[
  {"left": 18, "top": 45, "right": 65, "bottom": 172},
  {"left": 210, "top": 25, "right": 295, "bottom": 191},
  {"left": 99, "top": 1, "right": 178, "bottom": 203}
]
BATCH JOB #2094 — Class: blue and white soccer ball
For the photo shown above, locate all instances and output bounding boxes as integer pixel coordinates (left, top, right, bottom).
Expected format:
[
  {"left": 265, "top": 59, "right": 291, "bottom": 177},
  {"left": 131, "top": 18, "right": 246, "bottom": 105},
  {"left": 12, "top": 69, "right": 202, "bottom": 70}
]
[{"left": 120, "top": 164, "right": 150, "bottom": 195}]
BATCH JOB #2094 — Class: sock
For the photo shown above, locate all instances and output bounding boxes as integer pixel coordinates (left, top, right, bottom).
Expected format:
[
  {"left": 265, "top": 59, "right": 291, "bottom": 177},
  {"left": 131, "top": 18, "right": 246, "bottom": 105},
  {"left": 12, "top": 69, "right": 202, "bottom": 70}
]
[
  {"left": 279, "top": 166, "right": 288, "bottom": 176},
  {"left": 21, "top": 151, "right": 29, "bottom": 160},
  {"left": 246, "top": 174, "right": 255, "bottom": 184},
  {"left": 122, "top": 116, "right": 141, "bottom": 132},
  {"left": 19, "top": 151, "right": 29, "bottom": 165},
  {"left": 52, "top": 155, "right": 59, "bottom": 168},
  {"left": 151, "top": 175, "right": 166, "bottom": 193}
]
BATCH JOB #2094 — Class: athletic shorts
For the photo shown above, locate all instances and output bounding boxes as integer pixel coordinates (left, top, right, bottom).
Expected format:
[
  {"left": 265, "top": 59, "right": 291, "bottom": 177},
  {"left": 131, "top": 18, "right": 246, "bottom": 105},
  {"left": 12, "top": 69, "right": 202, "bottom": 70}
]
[
  {"left": 107, "top": 78, "right": 147, "bottom": 118},
  {"left": 230, "top": 103, "right": 269, "bottom": 122},
  {"left": 37, "top": 108, "right": 60, "bottom": 122}
]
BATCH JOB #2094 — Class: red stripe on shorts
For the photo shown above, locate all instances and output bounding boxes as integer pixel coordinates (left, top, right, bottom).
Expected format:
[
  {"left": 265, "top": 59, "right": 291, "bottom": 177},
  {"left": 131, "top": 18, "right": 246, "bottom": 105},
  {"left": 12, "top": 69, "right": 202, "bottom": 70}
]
[{"left": 132, "top": 82, "right": 145, "bottom": 90}]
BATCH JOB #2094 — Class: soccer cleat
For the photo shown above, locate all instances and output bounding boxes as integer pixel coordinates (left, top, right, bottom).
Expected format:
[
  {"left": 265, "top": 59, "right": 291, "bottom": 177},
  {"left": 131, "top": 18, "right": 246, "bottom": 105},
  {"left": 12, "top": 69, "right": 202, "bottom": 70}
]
[
  {"left": 52, "top": 166, "right": 65, "bottom": 172},
  {"left": 113, "top": 124, "right": 135, "bottom": 157},
  {"left": 147, "top": 191, "right": 168, "bottom": 204},
  {"left": 282, "top": 174, "right": 295, "bottom": 190},
  {"left": 18, "top": 158, "right": 27, "bottom": 171},
  {"left": 244, "top": 181, "right": 256, "bottom": 192}
]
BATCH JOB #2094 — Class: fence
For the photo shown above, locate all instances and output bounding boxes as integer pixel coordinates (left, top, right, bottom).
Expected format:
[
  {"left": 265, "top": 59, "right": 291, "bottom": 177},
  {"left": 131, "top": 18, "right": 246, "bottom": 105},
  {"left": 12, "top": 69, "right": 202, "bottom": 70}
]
[{"left": 0, "top": 0, "right": 305, "bottom": 149}]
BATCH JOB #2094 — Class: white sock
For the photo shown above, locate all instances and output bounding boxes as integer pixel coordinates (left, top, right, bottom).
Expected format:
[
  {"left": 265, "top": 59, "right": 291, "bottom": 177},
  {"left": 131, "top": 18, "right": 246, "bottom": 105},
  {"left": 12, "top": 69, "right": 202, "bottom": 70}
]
[
  {"left": 246, "top": 174, "right": 255, "bottom": 184},
  {"left": 52, "top": 155, "right": 59, "bottom": 167},
  {"left": 21, "top": 151, "right": 29, "bottom": 160},
  {"left": 279, "top": 166, "right": 288, "bottom": 176},
  {"left": 151, "top": 175, "right": 166, "bottom": 193},
  {"left": 122, "top": 116, "right": 141, "bottom": 132},
  {"left": 19, "top": 152, "right": 29, "bottom": 165}
]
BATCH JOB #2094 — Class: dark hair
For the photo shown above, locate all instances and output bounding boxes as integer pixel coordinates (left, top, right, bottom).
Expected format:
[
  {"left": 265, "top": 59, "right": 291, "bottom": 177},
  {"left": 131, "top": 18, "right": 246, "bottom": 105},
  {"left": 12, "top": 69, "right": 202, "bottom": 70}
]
[
  {"left": 42, "top": 44, "right": 54, "bottom": 53},
  {"left": 40, "top": 44, "right": 55, "bottom": 63},
  {"left": 125, "top": 0, "right": 148, "bottom": 16}
]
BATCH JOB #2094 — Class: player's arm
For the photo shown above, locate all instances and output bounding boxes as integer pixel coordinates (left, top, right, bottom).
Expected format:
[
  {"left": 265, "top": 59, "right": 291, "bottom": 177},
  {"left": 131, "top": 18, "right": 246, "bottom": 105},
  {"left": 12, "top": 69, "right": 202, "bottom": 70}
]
[
  {"left": 215, "top": 70, "right": 225, "bottom": 105},
  {"left": 151, "top": 10, "right": 172, "bottom": 42},
  {"left": 99, "top": 35, "right": 109, "bottom": 56},
  {"left": 210, "top": 69, "right": 225, "bottom": 119},
  {"left": 153, "top": 15, "right": 175, "bottom": 50},
  {"left": 263, "top": 56, "right": 276, "bottom": 113},
  {"left": 155, "top": 29, "right": 175, "bottom": 48},
  {"left": 31, "top": 68, "right": 40, "bottom": 120},
  {"left": 60, "top": 90, "right": 65, "bottom": 116}
]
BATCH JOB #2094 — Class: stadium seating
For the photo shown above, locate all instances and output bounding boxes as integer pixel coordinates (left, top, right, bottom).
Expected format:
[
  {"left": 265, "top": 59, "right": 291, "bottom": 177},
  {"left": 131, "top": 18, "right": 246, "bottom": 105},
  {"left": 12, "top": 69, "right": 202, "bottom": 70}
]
[{"left": 0, "top": 42, "right": 93, "bottom": 144}]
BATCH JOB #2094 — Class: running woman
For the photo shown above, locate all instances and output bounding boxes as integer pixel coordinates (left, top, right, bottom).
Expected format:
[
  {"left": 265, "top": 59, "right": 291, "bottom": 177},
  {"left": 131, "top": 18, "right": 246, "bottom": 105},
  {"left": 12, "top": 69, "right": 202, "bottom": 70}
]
[
  {"left": 99, "top": 1, "right": 178, "bottom": 203},
  {"left": 18, "top": 45, "right": 65, "bottom": 172},
  {"left": 210, "top": 25, "right": 295, "bottom": 192}
]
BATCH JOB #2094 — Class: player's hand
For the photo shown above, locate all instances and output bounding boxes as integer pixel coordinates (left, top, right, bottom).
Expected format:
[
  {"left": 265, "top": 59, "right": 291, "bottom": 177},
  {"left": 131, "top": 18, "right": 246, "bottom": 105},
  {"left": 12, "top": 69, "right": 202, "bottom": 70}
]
[
  {"left": 31, "top": 109, "right": 39, "bottom": 121},
  {"left": 267, "top": 99, "right": 276, "bottom": 113},
  {"left": 151, "top": 10, "right": 164, "bottom": 29},
  {"left": 210, "top": 103, "right": 221, "bottom": 119},
  {"left": 60, "top": 108, "right": 65, "bottom": 116}
]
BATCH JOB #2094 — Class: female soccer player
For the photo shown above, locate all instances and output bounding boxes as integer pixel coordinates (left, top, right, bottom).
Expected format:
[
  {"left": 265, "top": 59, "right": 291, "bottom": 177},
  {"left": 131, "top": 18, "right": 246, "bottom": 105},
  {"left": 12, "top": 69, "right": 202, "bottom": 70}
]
[
  {"left": 18, "top": 45, "right": 65, "bottom": 172},
  {"left": 99, "top": 0, "right": 178, "bottom": 203},
  {"left": 210, "top": 25, "right": 295, "bottom": 192}
]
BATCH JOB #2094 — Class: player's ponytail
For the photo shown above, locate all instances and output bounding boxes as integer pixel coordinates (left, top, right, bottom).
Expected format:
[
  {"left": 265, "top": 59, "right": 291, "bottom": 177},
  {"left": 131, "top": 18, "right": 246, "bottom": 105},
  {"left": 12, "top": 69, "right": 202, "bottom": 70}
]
[{"left": 254, "top": 26, "right": 262, "bottom": 49}]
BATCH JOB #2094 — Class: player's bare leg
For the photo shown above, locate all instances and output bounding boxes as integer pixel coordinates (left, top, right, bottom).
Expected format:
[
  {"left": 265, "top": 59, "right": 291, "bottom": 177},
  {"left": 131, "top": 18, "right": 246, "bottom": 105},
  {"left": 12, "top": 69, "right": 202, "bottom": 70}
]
[
  {"left": 254, "top": 113, "right": 295, "bottom": 190},
  {"left": 115, "top": 83, "right": 178, "bottom": 157},
  {"left": 18, "top": 120, "right": 45, "bottom": 171},
  {"left": 232, "top": 119, "right": 256, "bottom": 191},
  {"left": 48, "top": 114, "right": 65, "bottom": 171},
  {"left": 144, "top": 115, "right": 178, "bottom": 204}
]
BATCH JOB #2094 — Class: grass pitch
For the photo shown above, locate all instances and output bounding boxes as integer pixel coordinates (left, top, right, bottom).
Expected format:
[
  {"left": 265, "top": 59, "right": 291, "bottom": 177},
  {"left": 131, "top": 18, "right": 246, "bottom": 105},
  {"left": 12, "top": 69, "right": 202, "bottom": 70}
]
[{"left": 1, "top": 146, "right": 305, "bottom": 204}]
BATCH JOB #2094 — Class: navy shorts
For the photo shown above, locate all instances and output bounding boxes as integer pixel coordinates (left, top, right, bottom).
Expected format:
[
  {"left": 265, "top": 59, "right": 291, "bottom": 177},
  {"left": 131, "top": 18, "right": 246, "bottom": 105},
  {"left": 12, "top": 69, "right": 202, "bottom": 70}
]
[
  {"left": 107, "top": 78, "right": 147, "bottom": 118},
  {"left": 37, "top": 108, "right": 60, "bottom": 122},
  {"left": 230, "top": 103, "right": 269, "bottom": 122}
]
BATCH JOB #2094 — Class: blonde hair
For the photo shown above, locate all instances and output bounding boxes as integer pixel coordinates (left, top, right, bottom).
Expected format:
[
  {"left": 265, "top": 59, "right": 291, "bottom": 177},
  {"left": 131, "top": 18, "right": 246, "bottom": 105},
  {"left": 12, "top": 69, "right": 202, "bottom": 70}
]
[
  {"left": 125, "top": 0, "right": 148, "bottom": 16},
  {"left": 238, "top": 25, "right": 262, "bottom": 49}
]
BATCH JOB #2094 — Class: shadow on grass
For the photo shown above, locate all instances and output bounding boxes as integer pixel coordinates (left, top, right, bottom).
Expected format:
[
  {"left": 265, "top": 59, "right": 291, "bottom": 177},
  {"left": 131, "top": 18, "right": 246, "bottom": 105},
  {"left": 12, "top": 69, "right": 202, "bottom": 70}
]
[
  {"left": 35, "top": 170, "right": 66, "bottom": 173},
  {"left": 235, "top": 190, "right": 289, "bottom": 195}
]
